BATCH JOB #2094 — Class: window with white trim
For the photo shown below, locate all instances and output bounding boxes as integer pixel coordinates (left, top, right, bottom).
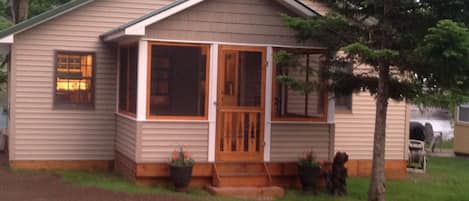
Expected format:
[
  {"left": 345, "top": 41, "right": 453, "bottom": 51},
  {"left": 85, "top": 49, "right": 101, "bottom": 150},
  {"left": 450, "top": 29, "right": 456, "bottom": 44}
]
[
  {"left": 458, "top": 104, "right": 469, "bottom": 123},
  {"left": 273, "top": 49, "right": 327, "bottom": 121},
  {"left": 148, "top": 42, "right": 209, "bottom": 119}
]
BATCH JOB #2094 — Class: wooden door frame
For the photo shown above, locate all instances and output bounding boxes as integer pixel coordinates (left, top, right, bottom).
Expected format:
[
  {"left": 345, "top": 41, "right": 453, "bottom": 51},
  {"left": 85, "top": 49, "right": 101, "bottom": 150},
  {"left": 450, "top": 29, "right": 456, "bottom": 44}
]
[{"left": 215, "top": 45, "right": 267, "bottom": 162}]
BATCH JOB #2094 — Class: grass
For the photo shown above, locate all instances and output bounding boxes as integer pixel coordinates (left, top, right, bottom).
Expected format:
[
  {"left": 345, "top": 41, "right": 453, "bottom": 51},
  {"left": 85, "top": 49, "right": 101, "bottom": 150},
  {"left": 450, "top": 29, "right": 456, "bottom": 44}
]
[
  {"left": 54, "top": 170, "right": 244, "bottom": 201},
  {"left": 48, "top": 157, "right": 469, "bottom": 201},
  {"left": 440, "top": 139, "right": 454, "bottom": 149},
  {"left": 278, "top": 157, "right": 469, "bottom": 201}
]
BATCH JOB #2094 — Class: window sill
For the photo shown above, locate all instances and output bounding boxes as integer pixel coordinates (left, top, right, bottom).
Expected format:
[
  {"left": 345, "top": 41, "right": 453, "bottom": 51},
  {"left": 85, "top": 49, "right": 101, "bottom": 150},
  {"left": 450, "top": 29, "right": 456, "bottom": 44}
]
[
  {"left": 271, "top": 116, "right": 327, "bottom": 122},
  {"left": 116, "top": 112, "right": 137, "bottom": 121},
  {"left": 115, "top": 113, "right": 209, "bottom": 123},
  {"left": 270, "top": 121, "right": 331, "bottom": 125},
  {"left": 146, "top": 116, "right": 208, "bottom": 121},
  {"left": 142, "top": 119, "right": 210, "bottom": 123},
  {"left": 118, "top": 110, "right": 136, "bottom": 118},
  {"left": 335, "top": 109, "right": 353, "bottom": 115}
]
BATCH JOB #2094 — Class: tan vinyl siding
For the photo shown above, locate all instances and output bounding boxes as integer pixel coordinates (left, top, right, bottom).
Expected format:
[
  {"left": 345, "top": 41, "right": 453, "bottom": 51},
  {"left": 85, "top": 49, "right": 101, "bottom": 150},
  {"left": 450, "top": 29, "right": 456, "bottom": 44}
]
[
  {"left": 116, "top": 115, "right": 137, "bottom": 161},
  {"left": 8, "top": 44, "right": 17, "bottom": 160},
  {"left": 270, "top": 123, "right": 333, "bottom": 162},
  {"left": 335, "top": 93, "right": 408, "bottom": 160},
  {"left": 145, "top": 0, "right": 321, "bottom": 47},
  {"left": 138, "top": 122, "right": 209, "bottom": 162},
  {"left": 454, "top": 123, "right": 469, "bottom": 154},
  {"left": 10, "top": 0, "right": 174, "bottom": 160}
]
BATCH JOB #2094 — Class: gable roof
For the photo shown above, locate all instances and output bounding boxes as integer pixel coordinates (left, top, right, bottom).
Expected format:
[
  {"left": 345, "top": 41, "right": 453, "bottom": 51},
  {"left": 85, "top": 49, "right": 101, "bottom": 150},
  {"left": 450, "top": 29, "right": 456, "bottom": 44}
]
[
  {"left": 0, "top": 0, "right": 322, "bottom": 44},
  {"left": 0, "top": 0, "right": 94, "bottom": 43},
  {"left": 101, "top": 0, "right": 321, "bottom": 41}
]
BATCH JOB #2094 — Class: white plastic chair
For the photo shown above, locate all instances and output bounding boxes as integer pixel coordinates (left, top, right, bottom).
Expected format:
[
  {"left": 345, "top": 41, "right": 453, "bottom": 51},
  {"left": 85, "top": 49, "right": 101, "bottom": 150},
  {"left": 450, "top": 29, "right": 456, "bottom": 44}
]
[{"left": 407, "top": 140, "right": 427, "bottom": 173}]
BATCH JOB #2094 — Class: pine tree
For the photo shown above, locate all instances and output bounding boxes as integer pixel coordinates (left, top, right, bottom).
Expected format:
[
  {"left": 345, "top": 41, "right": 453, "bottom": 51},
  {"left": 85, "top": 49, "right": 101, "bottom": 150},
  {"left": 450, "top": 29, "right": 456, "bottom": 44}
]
[{"left": 282, "top": 1, "right": 469, "bottom": 200}]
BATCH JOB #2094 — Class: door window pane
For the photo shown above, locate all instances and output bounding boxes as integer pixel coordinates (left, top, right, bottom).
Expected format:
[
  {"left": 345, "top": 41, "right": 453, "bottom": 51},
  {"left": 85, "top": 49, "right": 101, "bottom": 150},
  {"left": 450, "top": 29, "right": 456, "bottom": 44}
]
[
  {"left": 222, "top": 51, "right": 262, "bottom": 107},
  {"left": 239, "top": 51, "right": 262, "bottom": 107}
]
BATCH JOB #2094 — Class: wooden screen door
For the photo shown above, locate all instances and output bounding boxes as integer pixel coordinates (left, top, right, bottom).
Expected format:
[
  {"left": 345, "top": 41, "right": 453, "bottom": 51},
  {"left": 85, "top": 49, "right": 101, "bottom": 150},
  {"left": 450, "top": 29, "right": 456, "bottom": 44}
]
[{"left": 216, "top": 45, "right": 266, "bottom": 161}]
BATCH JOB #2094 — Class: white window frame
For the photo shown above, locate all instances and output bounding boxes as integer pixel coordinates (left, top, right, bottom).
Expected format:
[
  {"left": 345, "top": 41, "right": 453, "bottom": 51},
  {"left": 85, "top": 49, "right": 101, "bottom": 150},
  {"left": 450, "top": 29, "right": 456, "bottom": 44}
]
[{"left": 457, "top": 103, "right": 469, "bottom": 125}]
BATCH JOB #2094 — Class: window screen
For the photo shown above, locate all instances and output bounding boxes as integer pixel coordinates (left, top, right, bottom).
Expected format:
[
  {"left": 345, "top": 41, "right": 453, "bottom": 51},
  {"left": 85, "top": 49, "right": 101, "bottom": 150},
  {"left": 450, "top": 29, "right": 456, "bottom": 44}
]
[
  {"left": 119, "top": 46, "right": 138, "bottom": 114},
  {"left": 149, "top": 44, "right": 208, "bottom": 117},
  {"left": 335, "top": 64, "right": 353, "bottom": 111},
  {"left": 274, "top": 51, "right": 325, "bottom": 118}
]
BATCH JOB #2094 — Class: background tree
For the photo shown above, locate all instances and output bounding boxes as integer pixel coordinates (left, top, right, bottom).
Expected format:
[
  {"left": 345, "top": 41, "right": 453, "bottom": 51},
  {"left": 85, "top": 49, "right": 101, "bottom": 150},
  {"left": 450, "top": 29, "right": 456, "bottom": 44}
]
[
  {"left": 282, "top": 1, "right": 469, "bottom": 201},
  {"left": 412, "top": 89, "right": 469, "bottom": 123},
  {"left": 29, "top": 0, "right": 70, "bottom": 17},
  {"left": 0, "top": 0, "right": 71, "bottom": 71},
  {"left": 10, "top": 0, "right": 30, "bottom": 23},
  {"left": 0, "top": 0, "right": 71, "bottom": 27}
]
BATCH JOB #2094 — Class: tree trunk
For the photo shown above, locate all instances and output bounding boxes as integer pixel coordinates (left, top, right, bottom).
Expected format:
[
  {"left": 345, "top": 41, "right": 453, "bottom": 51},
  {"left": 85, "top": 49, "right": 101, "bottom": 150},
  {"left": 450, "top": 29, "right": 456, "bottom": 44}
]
[
  {"left": 17, "top": 0, "right": 29, "bottom": 23},
  {"left": 11, "top": 0, "right": 29, "bottom": 23},
  {"left": 368, "top": 65, "right": 390, "bottom": 201},
  {"left": 368, "top": 0, "right": 393, "bottom": 201},
  {"left": 9, "top": 0, "right": 15, "bottom": 23}
]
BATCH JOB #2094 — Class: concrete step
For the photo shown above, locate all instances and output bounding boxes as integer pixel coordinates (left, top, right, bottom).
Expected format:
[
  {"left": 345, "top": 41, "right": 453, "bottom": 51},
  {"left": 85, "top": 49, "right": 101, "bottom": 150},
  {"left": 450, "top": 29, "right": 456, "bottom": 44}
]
[
  {"left": 206, "top": 186, "right": 285, "bottom": 201},
  {"left": 217, "top": 175, "right": 270, "bottom": 187}
]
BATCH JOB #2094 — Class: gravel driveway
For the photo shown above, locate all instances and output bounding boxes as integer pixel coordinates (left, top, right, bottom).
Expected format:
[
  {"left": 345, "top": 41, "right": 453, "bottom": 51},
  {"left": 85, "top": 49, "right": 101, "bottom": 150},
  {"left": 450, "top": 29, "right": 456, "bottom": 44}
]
[{"left": 0, "top": 154, "right": 190, "bottom": 201}]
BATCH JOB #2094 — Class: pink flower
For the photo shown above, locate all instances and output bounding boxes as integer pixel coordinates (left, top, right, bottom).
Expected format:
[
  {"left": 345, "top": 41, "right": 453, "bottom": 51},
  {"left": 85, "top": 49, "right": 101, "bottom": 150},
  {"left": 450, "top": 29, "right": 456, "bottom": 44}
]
[
  {"left": 318, "top": 160, "right": 325, "bottom": 165},
  {"left": 183, "top": 152, "right": 190, "bottom": 159},
  {"left": 171, "top": 153, "right": 178, "bottom": 160}
]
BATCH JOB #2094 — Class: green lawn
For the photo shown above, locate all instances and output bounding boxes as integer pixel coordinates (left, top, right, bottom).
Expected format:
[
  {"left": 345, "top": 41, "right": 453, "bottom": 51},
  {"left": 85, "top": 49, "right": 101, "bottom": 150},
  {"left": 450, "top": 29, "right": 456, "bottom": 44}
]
[
  {"left": 279, "top": 157, "right": 469, "bottom": 201},
  {"left": 54, "top": 170, "right": 243, "bottom": 201},
  {"left": 54, "top": 157, "right": 469, "bottom": 201},
  {"left": 440, "top": 139, "right": 454, "bottom": 149}
]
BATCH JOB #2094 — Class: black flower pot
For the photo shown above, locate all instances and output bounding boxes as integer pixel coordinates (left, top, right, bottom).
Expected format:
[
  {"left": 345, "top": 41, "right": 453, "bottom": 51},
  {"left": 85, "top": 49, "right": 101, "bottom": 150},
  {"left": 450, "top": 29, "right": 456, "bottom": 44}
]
[
  {"left": 298, "top": 165, "right": 321, "bottom": 193},
  {"left": 169, "top": 165, "right": 193, "bottom": 192}
]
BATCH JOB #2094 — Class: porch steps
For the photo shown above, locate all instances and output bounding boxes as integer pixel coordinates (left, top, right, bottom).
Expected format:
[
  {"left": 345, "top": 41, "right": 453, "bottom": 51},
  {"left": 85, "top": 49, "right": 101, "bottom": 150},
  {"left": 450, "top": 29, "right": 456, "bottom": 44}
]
[
  {"left": 208, "top": 162, "right": 285, "bottom": 200},
  {"left": 213, "top": 162, "right": 271, "bottom": 187}
]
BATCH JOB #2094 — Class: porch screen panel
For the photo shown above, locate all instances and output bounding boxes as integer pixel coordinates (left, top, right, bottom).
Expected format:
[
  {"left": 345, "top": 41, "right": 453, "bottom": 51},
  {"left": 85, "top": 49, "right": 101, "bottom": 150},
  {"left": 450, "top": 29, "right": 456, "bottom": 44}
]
[
  {"left": 335, "top": 64, "right": 353, "bottom": 111},
  {"left": 55, "top": 52, "right": 94, "bottom": 109},
  {"left": 149, "top": 45, "right": 207, "bottom": 117},
  {"left": 128, "top": 46, "right": 138, "bottom": 114},
  {"left": 118, "top": 46, "right": 138, "bottom": 114},
  {"left": 274, "top": 51, "right": 325, "bottom": 118},
  {"left": 118, "top": 48, "right": 128, "bottom": 111}
]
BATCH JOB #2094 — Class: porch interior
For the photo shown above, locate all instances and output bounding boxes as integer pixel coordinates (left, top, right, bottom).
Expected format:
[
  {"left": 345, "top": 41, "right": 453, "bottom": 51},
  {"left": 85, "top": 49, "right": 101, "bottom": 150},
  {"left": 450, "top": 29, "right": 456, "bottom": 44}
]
[{"left": 114, "top": 36, "right": 334, "bottom": 199}]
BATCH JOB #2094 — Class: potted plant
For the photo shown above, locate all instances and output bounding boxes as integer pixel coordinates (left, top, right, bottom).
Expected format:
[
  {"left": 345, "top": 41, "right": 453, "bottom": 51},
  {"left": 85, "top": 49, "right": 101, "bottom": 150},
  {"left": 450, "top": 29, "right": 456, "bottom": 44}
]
[
  {"left": 169, "top": 147, "right": 194, "bottom": 192},
  {"left": 297, "top": 150, "right": 322, "bottom": 193}
]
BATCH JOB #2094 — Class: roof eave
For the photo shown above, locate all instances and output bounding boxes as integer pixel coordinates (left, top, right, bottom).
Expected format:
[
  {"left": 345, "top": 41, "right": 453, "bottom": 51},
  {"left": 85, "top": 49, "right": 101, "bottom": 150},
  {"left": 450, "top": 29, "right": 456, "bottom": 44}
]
[
  {"left": 101, "top": 0, "right": 320, "bottom": 42},
  {"left": 101, "top": 0, "right": 194, "bottom": 42},
  {"left": 0, "top": 35, "right": 14, "bottom": 44},
  {"left": 276, "top": 0, "right": 320, "bottom": 18}
]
